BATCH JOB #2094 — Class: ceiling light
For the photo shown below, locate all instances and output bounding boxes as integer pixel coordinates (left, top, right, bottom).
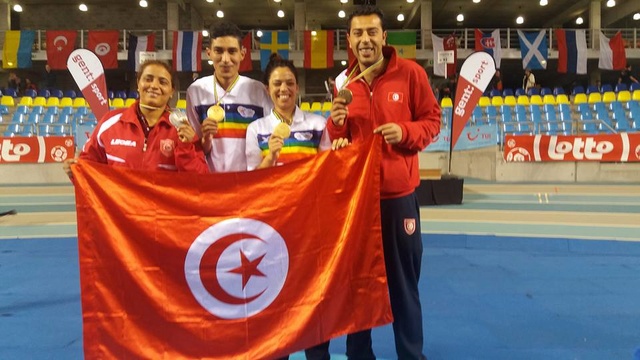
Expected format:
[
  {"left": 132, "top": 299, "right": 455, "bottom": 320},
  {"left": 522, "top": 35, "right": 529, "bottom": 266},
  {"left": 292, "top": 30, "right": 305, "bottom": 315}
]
[
  {"left": 407, "top": 0, "right": 414, "bottom": 3},
  {"left": 206, "top": 0, "right": 214, "bottom": 2},
  {"left": 208, "top": 60, "right": 214, "bottom": 65},
  {"left": 311, "top": 30, "right": 317, "bottom": 36},
  {"left": 338, "top": 10, "right": 346, "bottom": 18},
  {"left": 340, "top": 0, "right": 348, "bottom": 3},
  {"left": 516, "top": 16, "right": 524, "bottom": 24},
  {"left": 576, "top": 17, "right": 583, "bottom": 25},
  {"left": 274, "top": 0, "right": 281, "bottom": 2},
  {"left": 634, "top": 13, "right": 640, "bottom": 20},
  {"left": 341, "top": 60, "right": 347, "bottom": 66},
  {"left": 216, "top": 10, "right": 224, "bottom": 18},
  {"left": 397, "top": 13, "right": 405, "bottom": 21},
  {"left": 139, "top": 0, "right": 148, "bottom": 7},
  {"left": 202, "top": 30, "right": 209, "bottom": 37},
  {"left": 256, "top": 30, "right": 263, "bottom": 37},
  {"left": 472, "top": 0, "right": 481, "bottom": 3},
  {"left": 13, "top": 4, "right": 22, "bottom": 12},
  {"left": 456, "top": 13, "right": 464, "bottom": 22},
  {"left": 539, "top": 0, "right": 548, "bottom": 5},
  {"left": 79, "top": 4, "right": 88, "bottom": 11},
  {"left": 606, "top": 0, "right": 615, "bottom": 7},
  {"left": 277, "top": 9, "right": 285, "bottom": 18}
]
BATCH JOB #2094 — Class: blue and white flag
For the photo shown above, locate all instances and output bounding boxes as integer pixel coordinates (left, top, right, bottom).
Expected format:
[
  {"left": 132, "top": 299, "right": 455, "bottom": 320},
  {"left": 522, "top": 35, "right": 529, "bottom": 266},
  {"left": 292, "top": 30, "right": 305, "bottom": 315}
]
[
  {"left": 517, "top": 30, "right": 548, "bottom": 70},
  {"left": 172, "top": 31, "right": 202, "bottom": 72}
]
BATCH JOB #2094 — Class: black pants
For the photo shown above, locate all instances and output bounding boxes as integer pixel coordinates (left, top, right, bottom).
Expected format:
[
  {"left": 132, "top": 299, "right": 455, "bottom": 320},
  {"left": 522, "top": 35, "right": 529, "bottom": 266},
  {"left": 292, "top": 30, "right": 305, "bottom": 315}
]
[
  {"left": 276, "top": 341, "right": 330, "bottom": 360},
  {"left": 347, "top": 193, "right": 426, "bottom": 360}
]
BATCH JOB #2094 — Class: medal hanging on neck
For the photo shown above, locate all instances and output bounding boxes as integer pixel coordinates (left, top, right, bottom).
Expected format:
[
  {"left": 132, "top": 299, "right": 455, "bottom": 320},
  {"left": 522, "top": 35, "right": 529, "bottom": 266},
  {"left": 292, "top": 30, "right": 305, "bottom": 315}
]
[
  {"left": 272, "top": 110, "right": 292, "bottom": 139},
  {"left": 207, "top": 75, "right": 240, "bottom": 123},
  {"left": 135, "top": 105, "right": 151, "bottom": 152},
  {"left": 337, "top": 56, "right": 385, "bottom": 105}
]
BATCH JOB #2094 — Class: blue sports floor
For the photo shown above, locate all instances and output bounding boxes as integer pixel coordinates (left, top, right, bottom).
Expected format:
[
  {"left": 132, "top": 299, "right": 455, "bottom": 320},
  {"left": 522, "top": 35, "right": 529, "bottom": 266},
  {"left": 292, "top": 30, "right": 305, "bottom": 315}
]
[{"left": 1, "top": 181, "right": 640, "bottom": 359}]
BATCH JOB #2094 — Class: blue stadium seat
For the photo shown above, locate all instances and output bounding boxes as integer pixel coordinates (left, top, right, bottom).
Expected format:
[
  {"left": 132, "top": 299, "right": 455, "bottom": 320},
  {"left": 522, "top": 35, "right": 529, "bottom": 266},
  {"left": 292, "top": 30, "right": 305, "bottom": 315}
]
[
  {"left": 586, "top": 85, "right": 599, "bottom": 94},
  {"left": 64, "top": 90, "right": 77, "bottom": 99},
  {"left": 489, "top": 89, "right": 501, "bottom": 98},
  {"left": 38, "top": 89, "right": 51, "bottom": 98},
  {"left": 526, "top": 87, "right": 540, "bottom": 96},
  {"left": 578, "top": 103, "right": 597, "bottom": 134},
  {"left": 540, "top": 87, "right": 552, "bottom": 96},
  {"left": 128, "top": 90, "right": 139, "bottom": 99},
  {"left": 485, "top": 105, "right": 498, "bottom": 125},
  {"left": 31, "top": 105, "right": 45, "bottom": 115},
  {"left": 514, "top": 88, "right": 525, "bottom": 96},
  {"left": 630, "top": 83, "right": 640, "bottom": 92},
  {"left": 3, "top": 88, "right": 18, "bottom": 97},
  {"left": 611, "top": 104, "right": 629, "bottom": 132},
  {"left": 11, "top": 112, "right": 27, "bottom": 124},
  {"left": 543, "top": 104, "right": 557, "bottom": 133},
  {"left": 3, "top": 123, "right": 22, "bottom": 137},
  {"left": 23, "top": 89, "right": 37, "bottom": 98},
  {"left": 471, "top": 106, "right": 484, "bottom": 125},
  {"left": 630, "top": 107, "right": 640, "bottom": 131},
  {"left": 50, "top": 89, "right": 64, "bottom": 98},
  {"left": 26, "top": 111, "right": 42, "bottom": 124},
  {"left": 441, "top": 107, "right": 452, "bottom": 128},
  {"left": 553, "top": 87, "right": 565, "bottom": 95},
  {"left": 572, "top": 86, "right": 585, "bottom": 95},
  {"left": 502, "top": 89, "right": 514, "bottom": 97},
  {"left": 115, "top": 90, "right": 127, "bottom": 99},
  {"left": 601, "top": 84, "right": 613, "bottom": 93},
  {"left": 593, "top": 102, "right": 613, "bottom": 132},
  {"left": 107, "top": 90, "right": 115, "bottom": 99},
  {"left": 614, "top": 83, "right": 627, "bottom": 92},
  {"left": 0, "top": 105, "right": 9, "bottom": 115}
]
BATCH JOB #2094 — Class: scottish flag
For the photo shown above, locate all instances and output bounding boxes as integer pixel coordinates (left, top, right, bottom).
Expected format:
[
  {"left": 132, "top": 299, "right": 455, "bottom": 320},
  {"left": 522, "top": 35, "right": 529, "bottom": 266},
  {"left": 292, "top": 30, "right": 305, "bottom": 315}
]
[{"left": 517, "top": 30, "right": 548, "bottom": 70}]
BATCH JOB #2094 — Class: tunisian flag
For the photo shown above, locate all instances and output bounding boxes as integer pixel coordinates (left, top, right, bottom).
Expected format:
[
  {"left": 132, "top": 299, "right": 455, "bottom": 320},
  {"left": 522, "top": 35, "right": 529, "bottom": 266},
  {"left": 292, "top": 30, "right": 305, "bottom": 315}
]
[
  {"left": 46, "top": 30, "right": 77, "bottom": 69},
  {"left": 72, "top": 139, "right": 391, "bottom": 359},
  {"left": 87, "top": 30, "right": 119, "bottom": 69}
]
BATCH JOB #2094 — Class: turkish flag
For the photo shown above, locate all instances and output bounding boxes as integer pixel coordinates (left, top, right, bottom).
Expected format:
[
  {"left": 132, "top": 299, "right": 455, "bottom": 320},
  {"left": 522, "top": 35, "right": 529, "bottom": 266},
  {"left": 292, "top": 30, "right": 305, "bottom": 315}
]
[
  {"left": 87, "top": 30, "right": 119, "bottom": 69},
  {"left": 46, "top": 30, "right": 77, "bottom": 70},
  {"left": 72, "top": 139, "right": 391, "bottom": 359},
  {"left": 239, "top": 33, "right": 253, "bottom": 73}
]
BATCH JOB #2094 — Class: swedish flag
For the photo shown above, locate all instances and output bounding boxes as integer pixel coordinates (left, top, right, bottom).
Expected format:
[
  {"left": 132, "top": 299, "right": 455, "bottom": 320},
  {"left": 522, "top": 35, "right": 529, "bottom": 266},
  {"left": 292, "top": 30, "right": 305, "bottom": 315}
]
[{"left": 260, "top": 31, "right": 289, "bottom": 70}]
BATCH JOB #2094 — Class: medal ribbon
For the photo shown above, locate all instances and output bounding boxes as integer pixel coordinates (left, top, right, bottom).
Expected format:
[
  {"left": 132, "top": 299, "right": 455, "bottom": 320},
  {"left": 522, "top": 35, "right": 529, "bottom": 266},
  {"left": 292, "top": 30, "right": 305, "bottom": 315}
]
[
  {"left": 213, "top": 74, "right": 241, "bottom": 106},
  {"left": 272, "top": 109, "right": 294, "bottom": 125},
  {"left": 339, "top": 56, "right": 385, "bottom": 92}
]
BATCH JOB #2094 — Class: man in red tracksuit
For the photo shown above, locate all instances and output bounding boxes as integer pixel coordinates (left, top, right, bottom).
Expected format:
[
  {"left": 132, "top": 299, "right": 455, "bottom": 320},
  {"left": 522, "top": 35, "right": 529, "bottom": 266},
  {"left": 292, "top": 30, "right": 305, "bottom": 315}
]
[{"left": 328, "top": 6, "right": 441, "bottom": 360}]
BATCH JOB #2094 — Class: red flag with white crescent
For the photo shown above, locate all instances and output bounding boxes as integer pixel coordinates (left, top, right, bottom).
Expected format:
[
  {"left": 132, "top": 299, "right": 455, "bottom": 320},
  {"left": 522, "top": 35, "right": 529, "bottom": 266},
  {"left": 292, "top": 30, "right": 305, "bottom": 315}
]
[
  {"left": 451, "top": 52, "right": 496, "bottom": 149},
  {"left": 67, "top": 49, "right": 110, "bottom": 122}
]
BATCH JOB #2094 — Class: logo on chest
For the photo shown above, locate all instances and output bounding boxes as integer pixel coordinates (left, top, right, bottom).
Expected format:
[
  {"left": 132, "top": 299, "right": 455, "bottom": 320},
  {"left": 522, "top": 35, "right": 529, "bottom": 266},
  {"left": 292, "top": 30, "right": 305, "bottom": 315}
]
[
  {"left": 160, "top": 139, "right": 175, "bottom": 157},
  {"left": 388, "top": 92, "right": 404, "bottom": 103}
]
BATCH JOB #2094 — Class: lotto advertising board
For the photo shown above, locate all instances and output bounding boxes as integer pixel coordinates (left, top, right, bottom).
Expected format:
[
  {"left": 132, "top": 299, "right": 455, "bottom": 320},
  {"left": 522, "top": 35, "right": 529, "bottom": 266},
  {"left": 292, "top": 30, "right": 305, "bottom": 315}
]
[
  {"left": 504, "top": 133, "right": 640, "bottom": 162},
  {"left": 0, "top": 136, "right": 75, "bottom": 163}
]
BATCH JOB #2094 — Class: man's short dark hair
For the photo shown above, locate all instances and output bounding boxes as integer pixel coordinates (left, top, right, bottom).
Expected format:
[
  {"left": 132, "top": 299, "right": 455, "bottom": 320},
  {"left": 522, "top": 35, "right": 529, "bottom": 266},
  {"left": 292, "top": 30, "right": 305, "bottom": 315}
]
[
  {"left": 347, "top": 5, "right": 386, "bottom": 33},
  {"left": 209, "top": 22, "right": 244, "bottom": 47}
]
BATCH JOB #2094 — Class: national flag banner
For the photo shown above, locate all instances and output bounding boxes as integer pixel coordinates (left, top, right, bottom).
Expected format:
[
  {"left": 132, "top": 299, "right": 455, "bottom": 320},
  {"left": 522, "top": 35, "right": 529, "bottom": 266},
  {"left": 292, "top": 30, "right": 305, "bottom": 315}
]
[
  {"left": 598, "top": 31, "right": 626, "bottom": 71},
  {"left": 67, "top": 49, "right": 110, "bottom": 122},
  {"left": 72, "top": 139, "right": 392, "bottom": 359},
  {"left": 45, "top": 30, "right": 77, "bottom": 70},
  {"left": 239, "top": 33, "right": 253, "bottom": 73},
  {"left": 87, "top": 30, "right": 119, "bottom": 69},
  {"left": 555, "top": 29, "right": 587, "bottom": 74},
  {"left": 451, "top": 52, "right": 496, "bottom": 150},
  {"left": 386, "top": 31, "right": 416, "bottom": 60},
  {"left": 173, "top": 31, "right": 202, "bottom": 72},
  {"left": 303, "top": 30, "right": 334, "bottom": 69},
  {"left": 2, "top": 30, "right": 36, "bottom": 69},
  {"left": 431, "top": 33, "right": 457, "bottom": 78},
  {"left": 260, "top": 31, "right": 289, "bottom": 70},
  {"left": 517, "top": 30, "right": 548, "bottom": 70},
  {"left": 474, "top": 29, "right": 501, "bottom": 69},
  {"left": 128, "top": 33, "right": 156, "bottom": 71}
]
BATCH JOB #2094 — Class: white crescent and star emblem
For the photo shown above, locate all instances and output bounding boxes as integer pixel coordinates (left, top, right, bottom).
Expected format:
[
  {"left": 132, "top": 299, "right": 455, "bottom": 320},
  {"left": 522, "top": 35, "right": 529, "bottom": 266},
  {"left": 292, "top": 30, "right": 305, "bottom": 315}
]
[
  {"left": 184, "top": 218, "right": 289, "bottom": 320},
  {"left": 53, "top": 35, "right": 68, "bottom": 51},
  {"left": 94, "top": 42, "right": 111, "bottom": 56}
]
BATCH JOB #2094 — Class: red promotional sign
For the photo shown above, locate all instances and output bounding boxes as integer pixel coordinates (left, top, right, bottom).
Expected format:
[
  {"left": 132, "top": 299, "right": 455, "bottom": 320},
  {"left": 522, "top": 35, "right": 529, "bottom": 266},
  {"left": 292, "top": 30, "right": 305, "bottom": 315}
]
[
  {"left": 504, "top": 134, "right": 640, "bottom": 162},
  {"left": 0, "top": 136, "right": 75, "bottom": 163},
  {"left": 67, "top": 49, "right": 110, "bottom": 122},
  {"left": 451, "top": 52, "right": 496, "bottom": 149}
]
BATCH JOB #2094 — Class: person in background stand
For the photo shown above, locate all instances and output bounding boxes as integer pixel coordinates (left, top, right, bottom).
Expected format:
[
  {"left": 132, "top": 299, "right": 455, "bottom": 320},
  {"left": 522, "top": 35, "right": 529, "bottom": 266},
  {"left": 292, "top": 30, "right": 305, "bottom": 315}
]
[
  {"left": 42, "top": 64, "right": 57, "bottom": 90},
  {"left": 490, "top": 70, "right": 503, "bottom": 92},
  {"left": 328, "top": 5, "right": 441, "bottom": 360},
  {"left": 619, "top": 64, "right": 639, "bottom": 87},
  {"left": 63, "top": 60, "right": 208, "bottom": 177},
  {"left": 523, "top": 68, "right": 535, "bottom": 92},
  {"left": 186, "top": 21, "right": 272, "bottom": 172}
]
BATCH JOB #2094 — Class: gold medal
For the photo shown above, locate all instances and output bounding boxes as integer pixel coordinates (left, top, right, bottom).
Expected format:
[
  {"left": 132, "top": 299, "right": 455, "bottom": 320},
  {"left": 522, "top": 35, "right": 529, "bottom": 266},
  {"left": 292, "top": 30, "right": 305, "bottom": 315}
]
[
  {"left": 273, "top": 122, "right": 291, "bottom": 139},
  {"left": 337, "top": 88, "right": 353, "bottom": 104},
  {"left": 207, "top": 105, "right": 225, "bottom": 122}
]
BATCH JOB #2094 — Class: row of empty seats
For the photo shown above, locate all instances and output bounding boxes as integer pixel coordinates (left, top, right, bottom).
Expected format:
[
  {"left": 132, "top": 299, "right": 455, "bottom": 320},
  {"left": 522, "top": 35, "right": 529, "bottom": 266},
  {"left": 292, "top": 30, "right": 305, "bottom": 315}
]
[
  {"left": 487, "top": 83, "right": 640, "bottom": 99},
  {"left": 1, "top": 88, "right": 140, "bottom": 100}
]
